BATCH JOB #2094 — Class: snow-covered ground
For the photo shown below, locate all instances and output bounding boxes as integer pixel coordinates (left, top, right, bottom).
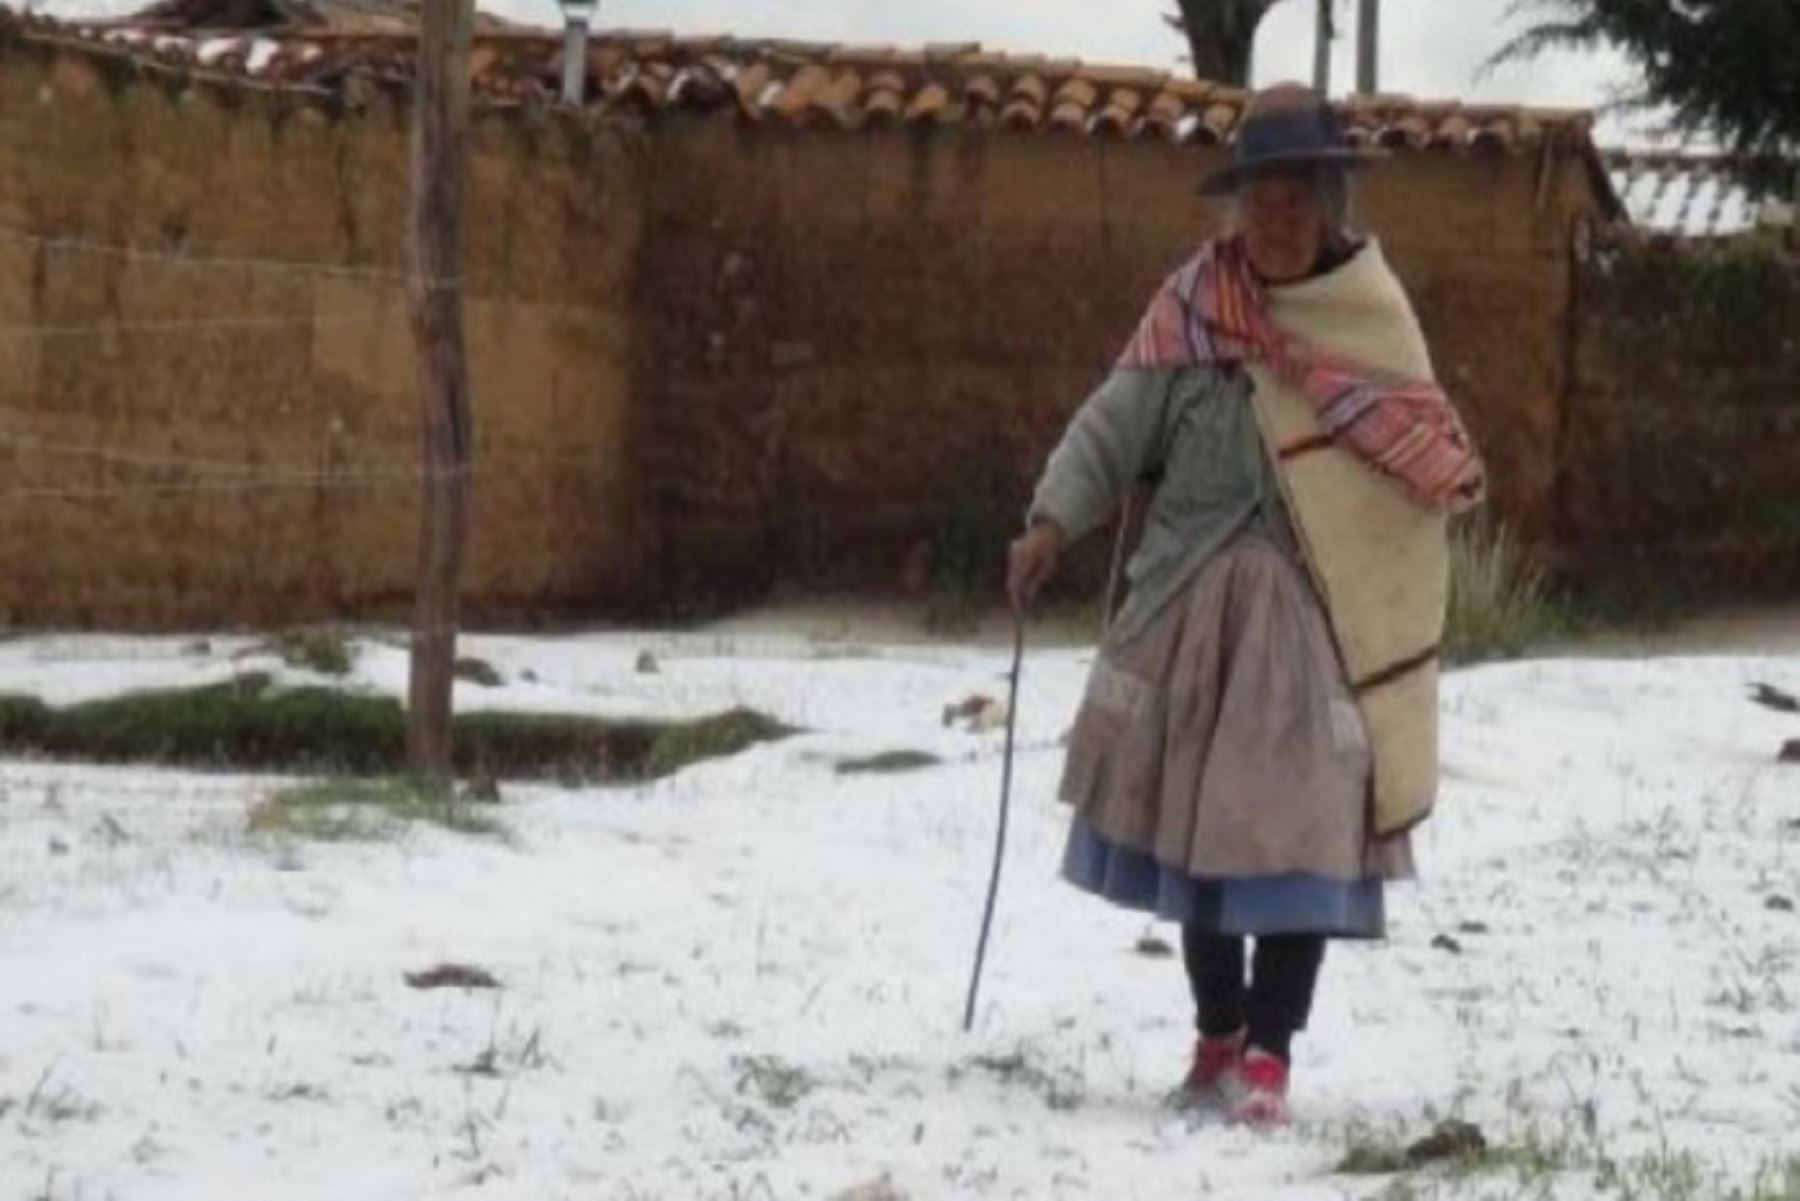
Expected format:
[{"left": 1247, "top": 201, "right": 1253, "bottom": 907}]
[{"left": 1, "top": 628, "right": 1798, "bottom": 1200}]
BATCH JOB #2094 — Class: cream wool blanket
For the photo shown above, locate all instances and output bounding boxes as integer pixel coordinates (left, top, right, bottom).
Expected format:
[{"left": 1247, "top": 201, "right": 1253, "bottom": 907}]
[{"left": 1248, "top": 242, "right": 1453, "bottom": 833}]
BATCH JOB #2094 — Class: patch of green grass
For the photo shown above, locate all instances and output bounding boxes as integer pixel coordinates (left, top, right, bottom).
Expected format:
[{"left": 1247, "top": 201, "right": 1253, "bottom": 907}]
[
  {"left": 1, "top": 673, "right": 400, "bottom": 773},
  {"left": 1740, "top": 1155, "right": 1800, "bottom": 1201},
  {"left": 1443, "top": 519, "right": 1572, "bottom": 665},
  {"left": 1464, "top": 1127, "right": 1579, "bottom": 1185},
  {"left": 731, "top": 1054, "right": 814, "bottom": 1110},
  {"left": 643, "top": 708, "right": 792, "bottom": 779},
  {"left": 0, "top": 692, "right": 54, "bottom": 743},
  {"left": 0, "top": 677, "right": 790, "bottom": 782},
  {"left": 1338, "top": 1121, "right": 1490, "bottom": 1176},
  {"left": 835, "top": 750, "right": 943, "bottom": 776},
  {"left": 1598, "top": 1144, "right": 1707, "bottom": 1201},
  {"left": 1337, "top": 1119, "right": 1572, "bottom": 1186},
  {"left": 1339, "top": 1130, "right": 1413, "bottom": 1176},
  {"left": 266, "top": 628, "right": 356, "bottom": 677},
  {"left": 249, "top": 776, "right": 503, "bottom": 842},
  {"left": 1340, "top": 1110, "right": 1800, "bottom": 1201},
  {"left": 960, "top": 1047, "right": 1086, "bottom": 1112}
]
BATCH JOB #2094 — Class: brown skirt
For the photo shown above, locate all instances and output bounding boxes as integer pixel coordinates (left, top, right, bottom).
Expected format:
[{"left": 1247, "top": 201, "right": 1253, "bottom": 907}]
[{"left": 1059, "top": 535, "right": 1414, "bottom": 884}]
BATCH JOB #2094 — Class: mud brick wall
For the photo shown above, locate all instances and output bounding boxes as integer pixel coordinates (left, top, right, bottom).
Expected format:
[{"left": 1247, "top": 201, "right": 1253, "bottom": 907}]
[
  {"left": 0, "top": 25, "right": 1615, "bottom": 626},
  {"left": 0, "top": 35, "right": 645, "bottom": 627},
  {"left": 635, "top": 119, "right": 1598, "bottom": 607}
]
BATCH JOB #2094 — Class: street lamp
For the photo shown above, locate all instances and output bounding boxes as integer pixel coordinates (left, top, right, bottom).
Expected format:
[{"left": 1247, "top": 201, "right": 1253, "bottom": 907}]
[{"left": 558, "top": 0, "right": 597, "bottom": 105}]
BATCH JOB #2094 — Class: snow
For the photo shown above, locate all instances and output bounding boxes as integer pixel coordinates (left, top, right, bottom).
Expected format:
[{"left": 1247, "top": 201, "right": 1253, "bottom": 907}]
[{"left": 2, "top": 630, "right": 1798, "bottom": 1199}]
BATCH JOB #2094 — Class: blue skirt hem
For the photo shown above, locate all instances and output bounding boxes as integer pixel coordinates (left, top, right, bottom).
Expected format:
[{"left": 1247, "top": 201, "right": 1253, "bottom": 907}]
[{"left": 1061, "top": 814, "right": 1387, "bottom": 938}]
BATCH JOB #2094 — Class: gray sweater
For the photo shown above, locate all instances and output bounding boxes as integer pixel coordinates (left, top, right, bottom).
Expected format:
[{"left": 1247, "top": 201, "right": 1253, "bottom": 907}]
[{"left": 1029, "top": 364, "right": 1300, "bottom": 644}]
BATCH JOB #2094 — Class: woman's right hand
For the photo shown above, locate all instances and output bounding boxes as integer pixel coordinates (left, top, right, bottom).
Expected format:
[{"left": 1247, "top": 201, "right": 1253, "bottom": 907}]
[{"left": 1006, "top": 520, "right": 1066, "bottom": 613}]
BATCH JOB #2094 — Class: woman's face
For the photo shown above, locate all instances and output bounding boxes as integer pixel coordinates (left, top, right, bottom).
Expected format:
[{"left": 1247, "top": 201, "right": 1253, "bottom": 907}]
[{"left": 1239, "top": 171, "right": 1329, "bottom": 285}]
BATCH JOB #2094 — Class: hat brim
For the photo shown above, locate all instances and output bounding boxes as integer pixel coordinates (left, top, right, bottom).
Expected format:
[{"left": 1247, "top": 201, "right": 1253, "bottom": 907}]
[{"left": 1198, "top": 146, "right": 1386, "bottom": 197}]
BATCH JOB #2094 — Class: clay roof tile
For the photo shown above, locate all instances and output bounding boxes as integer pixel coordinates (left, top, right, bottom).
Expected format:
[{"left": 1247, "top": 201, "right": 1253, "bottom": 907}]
[
  {"left": 1009, "top": 74, "right": 1048, "bottom": 106},
  {"left": 864, "top": 91, "right": 903, "bottom": 124},
  {"left": 1049, "top": 101, "right": 1087, "bottom": 133},
  {"left": 22, "top": 15, "right": 1607, "bottom": 159},
  {"left": 866, "top": 68, "right": 907, "bottom": 93},
  {"left": 963, "top": 73, "right": 1002, "bottom": 107},
  {"left": 1002, "top": 73, "right": 1048, "bottom": 130},
  {"left": 906, "top": 80, "right": 952, "bottom": 123},
  {"left": 1472, "top": 117, "right": 1514, "bottom": 152},
  {"left": 1163, "top": 77, "right": 1214, "bottom": 103},
  {"left": 815, "top": 68, "right": 863, "bottom": 126},
  {"left": 770, "top": 62, "right": 831, "bottom": 122},
  {"left": 1093, "top": 86, "right": 1144, "bottom": 137},
  {"left": 1080, "top": 65, "right": 1167, "bottom": 90},
  {"left": 629, "top": 60, "right": 676, "bottom": 109},
  {"left": 1432, "top": 112, "right": 1474, "bottom": 148},
  {"left": 1002, "top": 96, "right": 1044, "bottom": 130},
  {"left": 1197, "top": 100, "right": 1238, "bottom": 144},
  {"left": 1143, "top": 88, "right": 1186, "bottom": 137},
  {"left": 1380, "top": 113, "right": 1430, "bottom": 150},
  {"left": 733, "top": 60, "right": 772, "bottom": 117},
  {"left": 1053, "top": 76, "right": 1096, "bottom": 104}
]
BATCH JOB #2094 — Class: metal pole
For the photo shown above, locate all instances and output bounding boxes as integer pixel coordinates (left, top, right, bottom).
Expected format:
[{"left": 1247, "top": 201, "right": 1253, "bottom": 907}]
[
  {"left": 1312, "top": 0, "right": 1334, "bottom": 96},
  {"left": 1356, "top": 0, "right": 1380, "bottom": 93},
  {"left": 560, "top": 0, "right": 596, "bottom": 105}
]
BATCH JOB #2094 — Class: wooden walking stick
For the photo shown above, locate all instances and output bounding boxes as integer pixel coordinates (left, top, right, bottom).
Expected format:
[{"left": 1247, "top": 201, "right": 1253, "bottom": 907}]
[
  {"left": 962, "top": 605, "right": 1026, "bottom": 1032},
  {"left": 962, "top": 482, "right": 1148, "bottom": 1031}
]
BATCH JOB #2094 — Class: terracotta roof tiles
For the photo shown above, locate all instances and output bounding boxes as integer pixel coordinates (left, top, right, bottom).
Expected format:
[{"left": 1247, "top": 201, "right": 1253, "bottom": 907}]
[{"left": 12, "top": 11, "right": 1602, "bottom": 162}]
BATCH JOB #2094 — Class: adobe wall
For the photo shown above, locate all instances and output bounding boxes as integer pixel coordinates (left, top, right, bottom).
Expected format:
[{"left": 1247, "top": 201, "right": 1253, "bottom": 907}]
[
  {"left": 0, "top": 33, "right": 646, "bottom": 627},
  {"left": 635, "top": 116, "right": 1595, "bottom": 607},
  {"left": 0, "top": 28, "right": 1624, "bottom": 628}
]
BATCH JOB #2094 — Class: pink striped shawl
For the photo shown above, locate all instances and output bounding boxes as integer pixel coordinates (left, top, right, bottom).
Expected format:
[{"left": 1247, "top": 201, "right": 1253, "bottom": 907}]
[{"left": 1119, "top": 237, "right": 1485, "bottom": 513}]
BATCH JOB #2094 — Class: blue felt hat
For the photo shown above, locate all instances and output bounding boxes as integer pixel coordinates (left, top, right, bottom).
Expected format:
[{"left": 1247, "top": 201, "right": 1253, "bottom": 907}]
[{"left": 1200, "top": 84, "right": 1382, "bottom": 196}]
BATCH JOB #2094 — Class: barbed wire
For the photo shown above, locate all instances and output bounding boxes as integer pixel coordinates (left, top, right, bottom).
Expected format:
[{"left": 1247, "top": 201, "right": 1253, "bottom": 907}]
[
  {"left": 0, "top": 424, "right": 338, "bottom": 476},
  {"left": 0, "top": 221, "right": 425, "bottom": 286},
  {"left": 0, "top": 446, "right": 626, "bottom": 499},
  {"left": 2, "top": 462, "right": 475, "bottom": 503},
  {"left": 0, "top": 305, "right": 614, "bottom": 343},
  {"left": 0, "top": 406, "right": 616, "bottom": 482},
  {"left": 0, "top": 218, "right": 633, "bottom": 342},
  {"left": 0, "top": 215, "right": 623, "bottom": 505},
  {"left": 0, "top": 220, "right": 624, "bottom": 323},
  {"left": 0, "top": 385, "right": 619, "bottom": 478},
  {"left": 0, "top": 312, "right": 388, "bottom": 342},
  {"left": 7, "top": 479, "right": 429, "bottom": 502},
  {"left": 0, "top": 398, "right": 614, "bottom": 474},
  {"left": 0, "top": 407, "right": 615, "bottom": 502}
]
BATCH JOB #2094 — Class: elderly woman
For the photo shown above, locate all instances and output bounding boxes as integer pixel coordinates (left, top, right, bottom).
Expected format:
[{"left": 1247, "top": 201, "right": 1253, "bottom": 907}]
[{"left": 1006, "top": 84, "right": 1484, "bottom": 1127}]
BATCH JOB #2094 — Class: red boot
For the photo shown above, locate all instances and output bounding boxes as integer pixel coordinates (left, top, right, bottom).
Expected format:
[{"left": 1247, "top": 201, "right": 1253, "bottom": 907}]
[
  {"left": 1229, "top": 1048, "right": 1290, "bottom": 1127},
  {"left": 1182, "top": 1029, "right": 1245, "bottom": 1109}
]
